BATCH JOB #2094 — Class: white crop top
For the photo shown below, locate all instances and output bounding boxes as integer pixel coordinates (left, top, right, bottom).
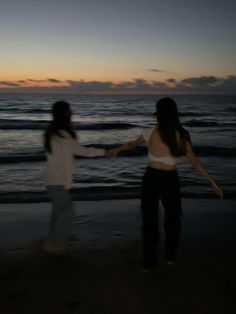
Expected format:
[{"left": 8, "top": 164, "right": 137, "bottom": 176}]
[{"left": 142, "top": 127, "right": 177, "bottom": 166}]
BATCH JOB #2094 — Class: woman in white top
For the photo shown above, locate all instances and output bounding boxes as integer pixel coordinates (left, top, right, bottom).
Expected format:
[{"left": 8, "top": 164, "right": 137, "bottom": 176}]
[
  {"left": 41, "top": 101, "right": 111, "bottom": 254},
  {"left": 116, "top": 97, "right": 223, "bottom": 269}
]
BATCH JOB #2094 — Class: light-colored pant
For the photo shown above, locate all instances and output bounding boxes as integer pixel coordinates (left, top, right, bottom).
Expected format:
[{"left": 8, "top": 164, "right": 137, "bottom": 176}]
[{"left": 47, "top": 185, "right": 75, "bottom": 248}]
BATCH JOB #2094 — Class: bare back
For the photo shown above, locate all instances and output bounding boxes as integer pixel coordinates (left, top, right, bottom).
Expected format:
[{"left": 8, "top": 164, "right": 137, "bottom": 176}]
[{"left": 146, "top": 127, "right": 177, "bottom": 170}]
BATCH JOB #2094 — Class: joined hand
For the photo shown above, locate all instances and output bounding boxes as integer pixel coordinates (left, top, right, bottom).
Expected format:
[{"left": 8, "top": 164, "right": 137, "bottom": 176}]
[{"left": 105, "top": 148, "right": 119, "bottom": 158}]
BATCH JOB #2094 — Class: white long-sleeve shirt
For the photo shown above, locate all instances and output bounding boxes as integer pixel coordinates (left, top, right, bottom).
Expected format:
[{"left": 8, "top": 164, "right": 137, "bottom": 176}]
[{"left": 42, "top": 130, "right": 105, "bottom": 189}]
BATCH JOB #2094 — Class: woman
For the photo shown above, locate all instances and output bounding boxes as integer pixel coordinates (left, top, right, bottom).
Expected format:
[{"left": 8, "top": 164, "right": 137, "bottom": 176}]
[
  {"left": 116, "top": 97, "right": 223, "bottom": 270},
  {"left": 41, "top": 101, "right": 113, "bottom": 254}
]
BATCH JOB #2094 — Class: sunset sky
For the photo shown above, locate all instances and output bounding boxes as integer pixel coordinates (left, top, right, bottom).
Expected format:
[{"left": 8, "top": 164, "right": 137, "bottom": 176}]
[{"left": 0, "top": 0, "right": 236, "bottom": 93}]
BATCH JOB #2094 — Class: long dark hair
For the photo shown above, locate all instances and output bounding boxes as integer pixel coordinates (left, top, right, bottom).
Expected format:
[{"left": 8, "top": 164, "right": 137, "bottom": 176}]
[
  {"left": 155, "top": 97, "right": 191, "bottom": 156},
  {"left": 44, "top": 101, "right": 77, "bottom": 153}
]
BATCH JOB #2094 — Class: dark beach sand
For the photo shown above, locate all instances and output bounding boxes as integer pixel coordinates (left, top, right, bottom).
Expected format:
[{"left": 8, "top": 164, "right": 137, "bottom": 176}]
[{"left": 0, "top": 199, "right": 235, "bottom": 314}]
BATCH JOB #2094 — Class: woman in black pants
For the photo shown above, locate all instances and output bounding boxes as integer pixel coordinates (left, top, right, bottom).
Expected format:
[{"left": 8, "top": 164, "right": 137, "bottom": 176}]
[{"left": 116, "top": 97, "right": 223, "bottom": 270}]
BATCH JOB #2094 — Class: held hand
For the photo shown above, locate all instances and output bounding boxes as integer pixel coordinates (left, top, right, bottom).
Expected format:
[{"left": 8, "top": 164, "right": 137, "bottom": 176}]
[
  {"left": 105, "top": 148, "right": 119, "bottom": 158},
  {"left": 212, "top": 182, "right": 223, "bottom": 199}
]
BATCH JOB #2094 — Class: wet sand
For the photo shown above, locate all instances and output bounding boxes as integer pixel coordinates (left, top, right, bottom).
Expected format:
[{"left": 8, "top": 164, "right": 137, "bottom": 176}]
[{"left": 0, "top": 199, "right": 235, "bottom": 313}]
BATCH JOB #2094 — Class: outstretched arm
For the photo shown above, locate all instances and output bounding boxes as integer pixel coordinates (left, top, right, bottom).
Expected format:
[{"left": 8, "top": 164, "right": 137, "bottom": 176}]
[
  {"left": 72, "top": 139, "right": 106, "bottom": 157},
  {"left": 117, "top": 135, "right": 145, "bottom": 153},
  {"left": 105, "top": 135, "right": 145, "bottom": 158},
  {"left": 184, "top": 141, "right": 223, "bottom": 199},
  {"left": 72, "top": 139, "right": 127, "bottom": 159}
]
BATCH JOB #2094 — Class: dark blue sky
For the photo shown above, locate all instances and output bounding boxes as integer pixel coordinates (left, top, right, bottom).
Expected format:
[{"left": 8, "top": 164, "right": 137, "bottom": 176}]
[{"left": 0, "top": 0, "right": 235, "bottom": 93}]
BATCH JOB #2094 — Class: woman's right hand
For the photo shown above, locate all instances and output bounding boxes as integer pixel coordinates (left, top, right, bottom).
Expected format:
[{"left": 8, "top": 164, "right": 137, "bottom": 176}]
[
  {"left": 105, "top": 148, "right": 119, "bottom": 158},
  {"left": 185, "top": 142, "right": 224, "bottom": 200},
  {"left": 212, "top": 182, "right": 224, "bottom": 199}
]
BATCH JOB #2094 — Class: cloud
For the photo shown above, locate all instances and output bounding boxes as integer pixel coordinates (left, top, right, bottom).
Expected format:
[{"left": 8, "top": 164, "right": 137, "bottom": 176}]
[
  {"left": 217, "top": 75, "right": 236, "bottom": 91},
  {"left": 47, "top": 78, "right": 62, "bottom": 83},
  {"left": 67, "top": 80, "right": 115, "bottom": 91},
  {"left": 114, "top": 81, "right": 135, "bottom": 89},
  {"left": 113, "top": 78, "right": 151, "bottom": 90},
  {"left": 27, "top": 79, "right": 46, "bottom": 83},
  {"left": 27, "top": 78, "right": 62, "bottom": 83},
  {"left": 131, "top": 78, "right": 151, "bottom": 88},
  {"left": 147, "top": 68, "right": 163, "bottom": 72},
  {"left": 151, "top": 81, "right": 169, "bottom": 88},
  {"left": 1, "top": 75, "right": 236, "bottom": 94},
  {"left": 111, "top": 79, "right": 168, "bottom": 90},
  {"left": 174, "top": 75, "right": 236, "bottom": 92},
  {"left": 180, "top": 76, "right": 219, "bottom": 88},
  {"left": 0, "top": 81, "right": 21, "bottom": 87},
  {"left": 166, "top": 78, "right": 176, "bottom": 83}
]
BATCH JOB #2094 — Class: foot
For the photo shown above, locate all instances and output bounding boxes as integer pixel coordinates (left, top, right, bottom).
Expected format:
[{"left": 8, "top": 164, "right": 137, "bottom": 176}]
[
  {"left": 142, "top": 260, "right": 158, "bottom": 272},
  {"left": 39, "top": 240, "right": 65, "bottom": 255},
  {"left": 138, "top": 267, "right": 151, "bottom": 273}
]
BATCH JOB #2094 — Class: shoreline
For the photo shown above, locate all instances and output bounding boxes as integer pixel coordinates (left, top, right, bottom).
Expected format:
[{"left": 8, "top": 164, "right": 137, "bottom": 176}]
[{"left": 0, "top": 188, "right": 235, "bottom": 204}]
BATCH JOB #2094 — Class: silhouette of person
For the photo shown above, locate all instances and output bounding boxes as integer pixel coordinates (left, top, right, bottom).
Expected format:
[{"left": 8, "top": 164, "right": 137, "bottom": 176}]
[
  {"left": 41, "top": 101, "right": 115, "bottom": 254},
  {"left": 114, "top": 97, "right": 223, "bottom": 270}
]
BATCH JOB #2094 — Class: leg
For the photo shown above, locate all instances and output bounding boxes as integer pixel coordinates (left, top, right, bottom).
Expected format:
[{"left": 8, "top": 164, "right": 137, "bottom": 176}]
[
  {"left": 140, "top": 171, "right": 160, "bottom": 269},
  {"left": 161, "top": 176, "right": 182, "bottom": 262},
  {"left": 45, "top": 186, "right": 75, "bottom": 251}
]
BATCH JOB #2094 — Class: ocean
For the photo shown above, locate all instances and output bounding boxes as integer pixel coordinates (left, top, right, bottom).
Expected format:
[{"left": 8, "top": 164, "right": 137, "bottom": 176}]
[{"left": 0, "top": 94, "right": 235, "bottom": 202}]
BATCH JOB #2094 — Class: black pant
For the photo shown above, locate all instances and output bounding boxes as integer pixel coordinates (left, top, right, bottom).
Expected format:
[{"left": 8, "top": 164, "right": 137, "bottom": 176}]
[{"left": 141, "top": 167, "right": 182, "bottom": 268}]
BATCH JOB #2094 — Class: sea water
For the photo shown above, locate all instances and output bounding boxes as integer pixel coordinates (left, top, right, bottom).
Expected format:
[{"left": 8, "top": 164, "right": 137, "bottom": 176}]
[{"left": 0, "top": 94, "right": 235, "bottom": 202}]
